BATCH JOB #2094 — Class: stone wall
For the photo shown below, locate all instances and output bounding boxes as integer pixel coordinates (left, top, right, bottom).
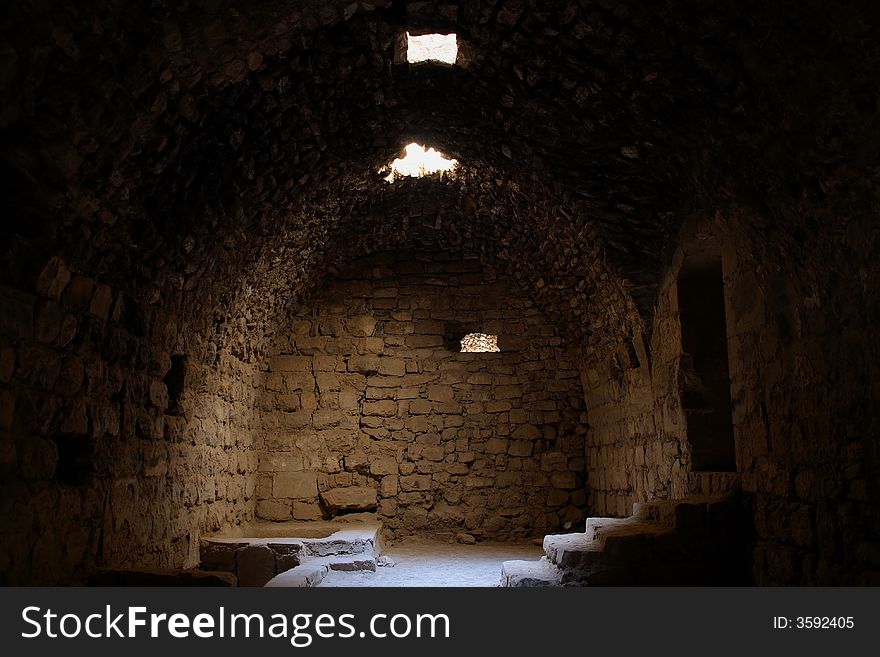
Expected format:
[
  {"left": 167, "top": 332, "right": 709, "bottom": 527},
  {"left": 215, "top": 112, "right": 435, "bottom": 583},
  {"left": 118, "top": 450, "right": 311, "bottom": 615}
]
[
  {"left": 0, "top": 255, "right": 260, "bottom": 584},
  {"left": 584, "top": 208, "right": 880, "bottom": 585},
  {"left": 254, "top": 250, "right": 588, "bottom": 541},
  {"left": 584, "top": 217, "right": 743, "bottom": 518},
  {"left": 723, "top": 207, "right": 879, "bottom": 586}
]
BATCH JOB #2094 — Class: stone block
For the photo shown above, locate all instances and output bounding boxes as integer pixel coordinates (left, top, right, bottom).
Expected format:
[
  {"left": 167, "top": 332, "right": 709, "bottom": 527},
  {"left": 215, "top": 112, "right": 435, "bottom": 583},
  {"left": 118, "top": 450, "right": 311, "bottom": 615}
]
[
  {"left": 446, "top": 462, "right": 469, "bottom": 475},
  {"left": 346, "top": 315, "right": 377, "bottom": 336},
  {"left": 421, "top": 445, "right": 446, "bottom": 461},
  {"left": 380, "top": 475, "right": 399, "bottom": 496},
  {"left": 407, "top": 335, "right": 443, "bottom": 348},
  {"left": 320, "top": 486, "right": 377, "bottom": 512},
  {"left": 403, "top": 507, "right": 429, "bottom": 528},
  {"left": 378, "top": 357, "right": 406, "bottom": 376},
  {"left": 404, "top": 416, "right": 430, "bottom": 433},
  {"left": 396, "top": 387, "right": 420, "bottom": 399},
  {"left": 89, "top": 284, "right": 113, "bottom": 320},
  {"left": 256, "top": 499, "right": 292, "bottom": 521},
  {"left": 338, "top": 389, "right": 361, "bottom": 410},
  {"left": 508, "top": 440, "right": 533, "bottom": 457},
  {"left": 400, "top": 474, "right": 432, "bottom": 491},
  {"left": 199, "top": 542, "right": 243, "bottom": 573},
  {"left": 315, "top": 372, "right": 342, "bottom": 391},
  {"left": 366, "top": 386, "right": 395, "bottom": 400},
  {"left": 259, "top": 452, "right": 305, "bottom": 473},
  {"left": 237, "top": 546, "right": 276, "bottom": 587},
  {"left": 426, "top": 384, "right": 455, "bottom": 402},
  {"left": 370, "top": 455, "right": 398, "bottom": 475},
  {"left": 269, "top": 355, "right": 312, "bottom": 372},
  {"left": 349, "top": 355, "right": 381, "bottom": 374},
  {"left": 363, "top": 400, "right": 396, "bottom": 417},
  {"left": 550, "top": 472, "right": 578, "bottom": 490},
  {"left": 459, "top": 451, "right": 476, "bottom": 463},
  {"left": 497, "top": 471, "right": 522, "bottom": 487},
  {"left": 413, "top": 319, "right": 444, "bottom": 334},
  {"left": 311, "top": 355, "right": 339, "bottom": 372},
  {"left": 319, "top": 428, "right": 358, "bottom": 450},
  {"left": 269, "top": 544, "right": 303, "bottom": 573},
  {"left": 55, "top": 354, "right": 84, "bottom": 398},
  {"left": 60, "top": 400, "right": 88, "bottom": 435},
  {"left": 36, "top": 257, "right": 72, "bottom": 301},
  {"left": 495, "top": 385, "right": 522, "bottom": 399},
  {"left": 34, "top": 300, "right": 62, "bottom": 344},
  {"left": 365, "top": 375, "right": 402, "bottom": 388},
  {"left": 485, "top": 438, "right": 509, "bottom": 454},
  {"left": 274, "top": 471, "right": 318, "bottom": 499},
  {"left": 291, "top": 501, "right": 323, "bottom": 520},
  {"left": 541, "top": 452, "right": 568, "bottom": 472},
  {"left": 408, "top": 399, "right": 433, "bottom": 414},
  {"left": 512, "top": 424, "right": 541, "bottom": 440},
  {"left": 278, "top": 411, "right": 312, "bottom": 429}
]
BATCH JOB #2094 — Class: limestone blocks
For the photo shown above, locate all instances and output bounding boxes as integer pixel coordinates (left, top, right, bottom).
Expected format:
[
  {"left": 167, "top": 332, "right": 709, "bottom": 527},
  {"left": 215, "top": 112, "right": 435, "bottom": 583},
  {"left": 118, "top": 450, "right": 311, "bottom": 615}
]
[{"left": 254, "top": 251, "right": 589, "bottom": 539}]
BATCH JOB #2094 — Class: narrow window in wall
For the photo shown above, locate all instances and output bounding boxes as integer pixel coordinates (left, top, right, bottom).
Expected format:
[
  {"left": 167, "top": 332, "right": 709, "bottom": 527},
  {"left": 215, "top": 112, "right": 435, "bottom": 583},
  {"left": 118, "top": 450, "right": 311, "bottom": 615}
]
[
  {"left": 460, "top": 333, "right": 500, "bottom": 353},
  {"left": 677, "top": 255, "right": 736, "bottom": 471}
]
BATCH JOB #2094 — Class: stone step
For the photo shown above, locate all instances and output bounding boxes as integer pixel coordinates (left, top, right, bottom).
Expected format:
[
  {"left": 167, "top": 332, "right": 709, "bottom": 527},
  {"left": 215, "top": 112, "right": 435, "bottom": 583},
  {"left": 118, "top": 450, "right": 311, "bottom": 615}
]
[
  {"left": 631, "top": 500, "right": 679, "bottom": 525},
  {"left": 545, "top": 499, "right": 726, "bottom": 570},
  {"left": 200, "top": 520, "right": 381, "bottom": 586},
  {"left": 301, "top": 526, "right": 380, "bottom": 558},
  {"left": 632, "top": 496, "right": 742, "bottom": 530},
  {"left": 542, "top": 531, "right": 602, "bottom": 568},
  {"left": 265, "top": 561, "right": 328, "bottom": 588},
  {"left": 585, "top": 516, "right": 643, "bottom": 540},
  {"left": 527, "top": 493, "right": 750, "bottom": 585},
  {"left": 265, "top": 554, "right": 378, "bottom": 588},
  {"left": 500, "top": 558, "right": 561, "bottom": 587}
]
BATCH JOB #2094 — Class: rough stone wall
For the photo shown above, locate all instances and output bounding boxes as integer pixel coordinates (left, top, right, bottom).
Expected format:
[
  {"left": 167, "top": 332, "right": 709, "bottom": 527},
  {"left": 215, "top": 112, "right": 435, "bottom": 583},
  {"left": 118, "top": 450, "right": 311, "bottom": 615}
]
[
  {"left": 0, "top": 255, "right": 260, "bottom": 584},
  {"left": 583, "top": 224, "right": 735, "bottom": 519},
  {"left": 0, "top": 0, "right": 876, "bottom": 587},
  {"left": 254, "top": 250, "right": 588, "bottom": 541},
  {"left": 724, "top": 206, "right": 879, "bottom": 586},
  {"left": 584, "top": 206, "right": 880, "bottom": 585}
]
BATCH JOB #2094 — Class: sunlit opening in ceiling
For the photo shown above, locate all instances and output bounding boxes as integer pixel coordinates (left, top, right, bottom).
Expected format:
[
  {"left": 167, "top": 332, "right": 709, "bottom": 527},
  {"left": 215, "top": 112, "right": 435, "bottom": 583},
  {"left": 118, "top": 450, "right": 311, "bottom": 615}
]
[
  {"left": 406, "top": 32, "right": 458, "bottom": 64},
  {"left": 380, "top": 143, "right": 458, "bottom": 182}
]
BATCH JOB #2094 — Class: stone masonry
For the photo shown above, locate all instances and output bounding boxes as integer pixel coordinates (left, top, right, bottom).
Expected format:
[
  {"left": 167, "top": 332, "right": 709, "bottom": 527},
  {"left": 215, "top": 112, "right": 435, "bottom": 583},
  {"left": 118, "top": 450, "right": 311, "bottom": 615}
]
[
  {"left": 0, "top": 0, "right": 877, "bottom": 586},
  {"left": 255, "top": 250, "right": 587, "bottom": 541}
]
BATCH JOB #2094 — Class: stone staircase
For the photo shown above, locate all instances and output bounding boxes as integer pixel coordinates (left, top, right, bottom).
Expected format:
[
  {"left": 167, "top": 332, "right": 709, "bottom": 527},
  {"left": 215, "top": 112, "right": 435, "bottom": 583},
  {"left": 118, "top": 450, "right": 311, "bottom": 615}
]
[
  {"left": 502, "top": 495, "right": 753, "bottom": 586},
  {"left": 200, "top": 519, "right": 382, "bottom": 587}
]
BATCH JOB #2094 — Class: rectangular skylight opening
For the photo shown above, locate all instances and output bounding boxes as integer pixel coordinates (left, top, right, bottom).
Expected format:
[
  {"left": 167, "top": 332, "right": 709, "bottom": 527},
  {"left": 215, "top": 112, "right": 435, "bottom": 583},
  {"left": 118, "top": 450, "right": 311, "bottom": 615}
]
[
  {"left": 379, "top": 143, "right": 458, "bottom": 183},
  {"left": 406, "top": 32, "right": 458, "bottom": 64}
]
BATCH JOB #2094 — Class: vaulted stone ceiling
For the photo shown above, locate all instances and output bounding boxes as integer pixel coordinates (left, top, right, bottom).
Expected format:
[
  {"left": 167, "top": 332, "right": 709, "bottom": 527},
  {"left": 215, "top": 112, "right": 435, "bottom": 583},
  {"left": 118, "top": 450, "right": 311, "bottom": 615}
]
[{"left": 1, "top": 0, "right": 876, "bottom": 362}]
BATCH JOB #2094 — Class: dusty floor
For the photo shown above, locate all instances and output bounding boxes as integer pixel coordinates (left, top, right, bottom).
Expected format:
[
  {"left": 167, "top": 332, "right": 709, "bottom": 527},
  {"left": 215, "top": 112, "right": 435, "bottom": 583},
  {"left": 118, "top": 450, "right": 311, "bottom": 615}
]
[{"left": 318, "top": 537, "right": 543, "bottom": 587}]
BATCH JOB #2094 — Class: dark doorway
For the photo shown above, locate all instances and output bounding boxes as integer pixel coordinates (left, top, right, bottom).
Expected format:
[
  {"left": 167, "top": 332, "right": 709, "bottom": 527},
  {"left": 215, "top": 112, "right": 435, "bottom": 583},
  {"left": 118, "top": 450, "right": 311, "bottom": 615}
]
[{"left": 677, "top": 255, "right": 736, "bottom": 471}]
